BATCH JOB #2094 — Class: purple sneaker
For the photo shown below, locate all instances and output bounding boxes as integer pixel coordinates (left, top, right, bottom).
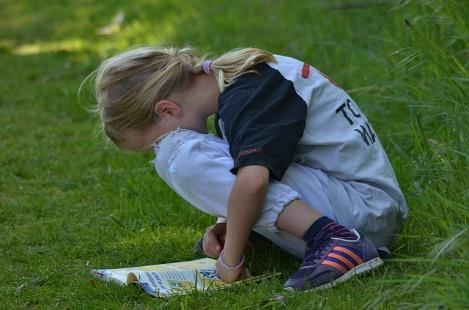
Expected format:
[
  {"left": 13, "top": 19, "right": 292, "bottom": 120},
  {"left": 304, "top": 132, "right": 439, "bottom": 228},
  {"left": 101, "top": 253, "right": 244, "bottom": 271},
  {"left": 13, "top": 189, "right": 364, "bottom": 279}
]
[{"left": 284, "top": 229, "right": 383, "bottom": 291}]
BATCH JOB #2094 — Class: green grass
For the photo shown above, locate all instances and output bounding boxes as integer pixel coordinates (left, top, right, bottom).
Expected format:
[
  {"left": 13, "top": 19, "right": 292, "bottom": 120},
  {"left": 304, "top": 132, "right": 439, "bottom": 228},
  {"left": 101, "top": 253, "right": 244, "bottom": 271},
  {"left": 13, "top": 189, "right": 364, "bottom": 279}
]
[{"left": 1, "top": 0, "right": 467, "bottom": 308}]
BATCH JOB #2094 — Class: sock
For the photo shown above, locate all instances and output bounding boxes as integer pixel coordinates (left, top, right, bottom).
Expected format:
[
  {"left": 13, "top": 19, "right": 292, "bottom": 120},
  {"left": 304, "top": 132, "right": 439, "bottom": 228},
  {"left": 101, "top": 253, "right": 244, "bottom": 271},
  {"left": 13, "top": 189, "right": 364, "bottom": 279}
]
[{"left": 303, "top": 216, "right": 357, "bottom": 243}]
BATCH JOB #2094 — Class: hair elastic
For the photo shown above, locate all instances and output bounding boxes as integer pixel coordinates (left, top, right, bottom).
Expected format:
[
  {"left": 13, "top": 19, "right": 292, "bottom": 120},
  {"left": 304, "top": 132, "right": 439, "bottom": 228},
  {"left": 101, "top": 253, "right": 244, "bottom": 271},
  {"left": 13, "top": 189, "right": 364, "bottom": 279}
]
[
  {"left": 202, "top": 60, "right": 213, "bottom": 74},
  {"left": 218, "top": 249, "right": 244, "bottom": 270}
]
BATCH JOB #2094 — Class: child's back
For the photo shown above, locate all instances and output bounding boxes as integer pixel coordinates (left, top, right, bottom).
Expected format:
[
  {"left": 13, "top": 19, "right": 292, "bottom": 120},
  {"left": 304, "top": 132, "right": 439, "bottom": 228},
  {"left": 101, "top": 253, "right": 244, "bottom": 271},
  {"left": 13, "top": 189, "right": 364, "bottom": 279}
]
[{"left": 216, "top": 54, "right": 407, "bottom": 246}]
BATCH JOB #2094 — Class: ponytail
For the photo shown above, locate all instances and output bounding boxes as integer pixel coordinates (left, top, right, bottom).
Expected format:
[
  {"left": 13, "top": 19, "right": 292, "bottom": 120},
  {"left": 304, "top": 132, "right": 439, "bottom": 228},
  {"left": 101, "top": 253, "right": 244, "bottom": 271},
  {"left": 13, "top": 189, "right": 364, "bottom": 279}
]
[{"left": 210, "top": 47, "right": 276, "bottom": 91}]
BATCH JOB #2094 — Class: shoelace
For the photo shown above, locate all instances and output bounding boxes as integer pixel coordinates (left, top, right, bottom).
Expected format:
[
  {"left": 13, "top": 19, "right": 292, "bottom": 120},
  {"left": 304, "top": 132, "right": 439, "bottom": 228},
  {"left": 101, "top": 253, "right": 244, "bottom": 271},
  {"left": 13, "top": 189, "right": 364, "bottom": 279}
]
[
  {"left": 302, "top": 229, "right": 335, "bottom": 266},
  {"left": 304, "top": 247, "right": 330, "bottom": 266}
]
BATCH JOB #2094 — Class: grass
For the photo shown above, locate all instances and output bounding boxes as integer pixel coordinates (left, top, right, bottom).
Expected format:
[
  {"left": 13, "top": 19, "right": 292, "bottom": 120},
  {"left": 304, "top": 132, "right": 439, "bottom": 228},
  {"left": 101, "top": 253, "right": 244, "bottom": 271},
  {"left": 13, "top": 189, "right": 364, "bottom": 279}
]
[{"left": 0, "top": 0, "right": 467, "bottom": 308}]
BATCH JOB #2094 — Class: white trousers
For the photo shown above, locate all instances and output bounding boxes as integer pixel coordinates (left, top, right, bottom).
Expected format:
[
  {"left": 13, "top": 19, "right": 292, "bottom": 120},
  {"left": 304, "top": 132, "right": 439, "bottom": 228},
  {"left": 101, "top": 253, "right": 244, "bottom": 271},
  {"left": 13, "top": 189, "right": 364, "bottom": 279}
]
[{"left": 153, "top": 129, "right": 400, "bottom": 258}]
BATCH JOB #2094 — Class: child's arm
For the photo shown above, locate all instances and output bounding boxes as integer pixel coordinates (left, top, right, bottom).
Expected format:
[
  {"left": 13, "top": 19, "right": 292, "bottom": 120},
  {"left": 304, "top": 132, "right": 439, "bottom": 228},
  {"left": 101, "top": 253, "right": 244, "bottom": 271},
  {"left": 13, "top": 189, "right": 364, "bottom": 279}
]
[{"left": 216, "top": 165, "right": 269, "bottom": 282}]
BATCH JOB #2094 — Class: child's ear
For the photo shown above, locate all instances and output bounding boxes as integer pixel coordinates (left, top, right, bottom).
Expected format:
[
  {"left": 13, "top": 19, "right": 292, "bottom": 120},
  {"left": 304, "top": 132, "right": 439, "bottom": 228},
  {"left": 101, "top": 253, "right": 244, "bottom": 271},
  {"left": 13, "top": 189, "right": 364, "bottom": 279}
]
[{"left": 154, "top": 100, "right": 183, "bottom": 117}]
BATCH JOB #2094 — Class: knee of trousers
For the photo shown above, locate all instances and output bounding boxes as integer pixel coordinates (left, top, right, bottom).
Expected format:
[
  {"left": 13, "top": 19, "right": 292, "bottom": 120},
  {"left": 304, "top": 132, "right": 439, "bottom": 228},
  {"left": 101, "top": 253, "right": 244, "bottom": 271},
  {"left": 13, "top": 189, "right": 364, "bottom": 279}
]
[{"left": 252, "top": 182, "right": 300, "bottom": 233}]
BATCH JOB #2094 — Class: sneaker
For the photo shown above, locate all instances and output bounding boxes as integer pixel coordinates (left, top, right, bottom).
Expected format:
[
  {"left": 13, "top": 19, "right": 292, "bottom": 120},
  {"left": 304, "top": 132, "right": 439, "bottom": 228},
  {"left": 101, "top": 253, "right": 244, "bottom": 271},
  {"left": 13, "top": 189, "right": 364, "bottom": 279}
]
[{"left": 283, "top": 229, "right": 383, "bottom": 291}]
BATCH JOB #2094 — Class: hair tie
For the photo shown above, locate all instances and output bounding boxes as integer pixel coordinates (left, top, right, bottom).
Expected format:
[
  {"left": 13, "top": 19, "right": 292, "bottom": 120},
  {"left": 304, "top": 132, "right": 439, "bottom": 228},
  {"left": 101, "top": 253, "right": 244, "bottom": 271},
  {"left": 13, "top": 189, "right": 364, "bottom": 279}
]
[{"left": 202, "top": 60, "right": 213, "bottom": 74}]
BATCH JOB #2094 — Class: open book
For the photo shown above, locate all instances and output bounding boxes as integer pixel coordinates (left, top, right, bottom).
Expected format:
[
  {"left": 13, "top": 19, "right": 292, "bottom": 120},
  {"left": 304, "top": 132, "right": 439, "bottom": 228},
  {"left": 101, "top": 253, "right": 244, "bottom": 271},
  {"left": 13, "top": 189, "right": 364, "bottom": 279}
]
[{"left": 92, "top": 257, "right": 275, "bottom": 298}]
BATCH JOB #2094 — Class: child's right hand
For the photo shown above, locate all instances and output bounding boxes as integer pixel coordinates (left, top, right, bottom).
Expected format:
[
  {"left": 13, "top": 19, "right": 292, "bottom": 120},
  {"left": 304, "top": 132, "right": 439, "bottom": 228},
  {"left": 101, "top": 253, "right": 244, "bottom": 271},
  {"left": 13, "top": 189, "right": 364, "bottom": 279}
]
[{"left": 202, "top": 222, "right": 227, "bottom": 258}]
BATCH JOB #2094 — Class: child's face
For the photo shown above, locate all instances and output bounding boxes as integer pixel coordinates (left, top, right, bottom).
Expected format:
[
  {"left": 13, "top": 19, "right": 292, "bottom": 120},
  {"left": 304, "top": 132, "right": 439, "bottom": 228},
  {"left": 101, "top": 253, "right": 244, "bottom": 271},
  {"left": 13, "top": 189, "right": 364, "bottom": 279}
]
[
  {"left": 119, "top": 74, "right": 219, "bottom": 152},
  {"left": 120, "top": 125, "right": 164, "bottom": 152},
  {"left": 119, "top": 98, "right": 207, "bottom": 152}
]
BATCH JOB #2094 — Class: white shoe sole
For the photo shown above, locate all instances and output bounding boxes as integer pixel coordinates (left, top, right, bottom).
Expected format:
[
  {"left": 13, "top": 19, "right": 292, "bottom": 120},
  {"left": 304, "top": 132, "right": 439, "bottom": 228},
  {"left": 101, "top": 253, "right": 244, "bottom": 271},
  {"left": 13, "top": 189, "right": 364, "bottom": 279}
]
[{"left": 284, "top": 257, "right": 384, "bottom": 292}]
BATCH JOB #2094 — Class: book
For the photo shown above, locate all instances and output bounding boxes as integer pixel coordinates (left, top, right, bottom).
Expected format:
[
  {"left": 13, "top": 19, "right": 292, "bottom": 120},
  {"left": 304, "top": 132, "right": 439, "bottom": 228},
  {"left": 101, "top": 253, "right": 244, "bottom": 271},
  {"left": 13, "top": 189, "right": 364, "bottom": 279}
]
[{"left": 92, "top": 257, "right": 269, "bottom": 298}]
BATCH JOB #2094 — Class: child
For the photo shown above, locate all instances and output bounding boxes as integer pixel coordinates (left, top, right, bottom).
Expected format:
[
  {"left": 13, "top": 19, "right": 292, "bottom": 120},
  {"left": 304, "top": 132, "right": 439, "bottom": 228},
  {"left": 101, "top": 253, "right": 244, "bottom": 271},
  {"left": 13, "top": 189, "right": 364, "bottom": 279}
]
[{"left": 93, "top": 46, "right": 408, "bottom": 290}]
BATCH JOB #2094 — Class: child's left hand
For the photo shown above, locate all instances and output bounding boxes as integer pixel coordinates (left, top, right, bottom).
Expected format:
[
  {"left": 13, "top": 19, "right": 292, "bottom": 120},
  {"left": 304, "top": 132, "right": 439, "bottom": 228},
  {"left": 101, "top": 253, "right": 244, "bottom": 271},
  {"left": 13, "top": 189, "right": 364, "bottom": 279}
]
[{"left": 216, "top": 253, "right": 245, "bottom": 283}]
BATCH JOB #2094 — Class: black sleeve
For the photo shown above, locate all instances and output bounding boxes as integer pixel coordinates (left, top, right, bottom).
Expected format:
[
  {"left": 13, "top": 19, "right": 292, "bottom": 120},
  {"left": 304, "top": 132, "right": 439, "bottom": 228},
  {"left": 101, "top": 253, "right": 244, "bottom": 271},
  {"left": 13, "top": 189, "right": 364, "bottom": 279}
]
[{"left": 218, "top": 64, "right": 307, "bottom": 181}]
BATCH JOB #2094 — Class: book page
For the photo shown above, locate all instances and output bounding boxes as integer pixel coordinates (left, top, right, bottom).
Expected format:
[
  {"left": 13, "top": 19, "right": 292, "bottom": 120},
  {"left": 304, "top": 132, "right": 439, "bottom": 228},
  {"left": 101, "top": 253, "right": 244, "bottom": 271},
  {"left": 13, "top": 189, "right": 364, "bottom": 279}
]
[
  {"left": 92, "top": 257, "right": 276, "bottom": 298},
  {"left": 93, "top": 258, "right": 229, "bottom": 297}
]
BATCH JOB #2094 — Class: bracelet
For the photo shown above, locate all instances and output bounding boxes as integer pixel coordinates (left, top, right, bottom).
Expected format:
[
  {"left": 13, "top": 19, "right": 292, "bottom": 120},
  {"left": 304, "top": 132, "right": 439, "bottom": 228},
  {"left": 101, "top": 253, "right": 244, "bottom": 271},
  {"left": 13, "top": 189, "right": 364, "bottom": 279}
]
[{"left": 218, "top": 249, "right": 244, "bottom": 270}]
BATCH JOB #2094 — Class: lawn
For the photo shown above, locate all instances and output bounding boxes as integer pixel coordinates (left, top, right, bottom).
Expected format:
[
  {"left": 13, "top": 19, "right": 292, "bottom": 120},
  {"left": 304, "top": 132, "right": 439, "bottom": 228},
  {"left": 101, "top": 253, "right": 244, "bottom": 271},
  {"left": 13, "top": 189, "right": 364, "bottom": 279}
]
[{"left": 0, "top": 0, "right": 467, "bottom": 308}]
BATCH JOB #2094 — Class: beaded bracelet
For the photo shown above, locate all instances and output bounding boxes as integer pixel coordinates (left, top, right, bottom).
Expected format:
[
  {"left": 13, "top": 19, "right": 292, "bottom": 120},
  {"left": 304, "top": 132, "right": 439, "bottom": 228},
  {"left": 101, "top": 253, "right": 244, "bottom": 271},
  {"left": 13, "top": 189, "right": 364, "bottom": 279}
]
[{"left": 218, "top": 249, "right": 245, "bottom": 270}]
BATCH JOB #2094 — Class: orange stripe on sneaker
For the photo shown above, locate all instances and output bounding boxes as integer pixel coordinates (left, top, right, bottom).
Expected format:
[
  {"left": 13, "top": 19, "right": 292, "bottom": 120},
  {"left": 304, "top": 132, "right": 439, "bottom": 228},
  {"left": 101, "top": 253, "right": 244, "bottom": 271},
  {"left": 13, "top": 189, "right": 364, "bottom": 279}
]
[
  {"left": 328, "top": 253, "right": 355, "bottom": 269},
  {"left": 334, "top": 246, "right": 364, "bottom": 265},
  {"left": 322, "top": 260, "right": 348, "bottom": 273}
]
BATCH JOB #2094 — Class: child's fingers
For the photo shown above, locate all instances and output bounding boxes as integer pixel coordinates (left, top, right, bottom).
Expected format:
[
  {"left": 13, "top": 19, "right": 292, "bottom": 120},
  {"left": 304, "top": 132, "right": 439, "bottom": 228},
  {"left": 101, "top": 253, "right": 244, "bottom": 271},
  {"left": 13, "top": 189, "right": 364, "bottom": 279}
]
[{"left": 203, "top": 230, "right": 222, "bottom": 258}]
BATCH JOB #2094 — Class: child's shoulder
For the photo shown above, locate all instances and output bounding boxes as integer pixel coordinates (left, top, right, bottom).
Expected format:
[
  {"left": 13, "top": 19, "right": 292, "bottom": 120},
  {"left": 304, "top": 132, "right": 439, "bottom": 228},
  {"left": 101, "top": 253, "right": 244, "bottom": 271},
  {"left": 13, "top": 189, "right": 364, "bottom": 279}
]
[
  {"left": 221, "top": 54, "right": 306, "bottom": 96},
  {"left": 271, "top": 54, "right": 305, "bottom": 67}
]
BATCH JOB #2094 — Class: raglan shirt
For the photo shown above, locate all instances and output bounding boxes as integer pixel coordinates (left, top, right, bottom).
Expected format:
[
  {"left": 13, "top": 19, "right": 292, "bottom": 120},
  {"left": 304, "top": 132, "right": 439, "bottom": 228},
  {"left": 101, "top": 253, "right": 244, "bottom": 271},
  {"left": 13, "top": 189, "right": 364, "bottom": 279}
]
[
  {"left": 216, "top": 63, "right": 307, "bottom": 181},
  {"left": 216, "top": 55, "right": 408, "bottom": 223}
]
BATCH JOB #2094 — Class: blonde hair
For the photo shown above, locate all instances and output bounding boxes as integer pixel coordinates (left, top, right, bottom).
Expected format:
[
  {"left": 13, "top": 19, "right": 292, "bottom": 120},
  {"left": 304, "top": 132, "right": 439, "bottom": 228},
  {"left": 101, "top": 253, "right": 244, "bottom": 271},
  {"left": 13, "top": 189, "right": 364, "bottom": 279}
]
[{"left": 92, "top": 46, "right": 275, "bottom": 146}]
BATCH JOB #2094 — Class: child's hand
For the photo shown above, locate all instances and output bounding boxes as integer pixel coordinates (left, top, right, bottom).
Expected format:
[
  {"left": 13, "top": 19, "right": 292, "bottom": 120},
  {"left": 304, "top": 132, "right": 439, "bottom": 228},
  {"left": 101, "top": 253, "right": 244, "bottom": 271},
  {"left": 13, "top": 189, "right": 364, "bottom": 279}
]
[
  {"left": 216, "top": 251, "right": 245, "bottom": 283},
  {"left": 203, "top": 223, "right": 254, "bottom": 258},
  {"left": 203, "top": 223, "right": 226, "bottom": 258}
]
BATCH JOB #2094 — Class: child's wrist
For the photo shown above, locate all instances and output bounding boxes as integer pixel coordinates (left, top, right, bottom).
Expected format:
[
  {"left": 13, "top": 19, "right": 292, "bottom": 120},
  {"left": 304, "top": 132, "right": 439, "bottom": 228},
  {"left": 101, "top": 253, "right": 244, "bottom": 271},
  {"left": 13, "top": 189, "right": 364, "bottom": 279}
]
[{"left": 218, "top": 249, "right": 244, "bottom": 270}]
